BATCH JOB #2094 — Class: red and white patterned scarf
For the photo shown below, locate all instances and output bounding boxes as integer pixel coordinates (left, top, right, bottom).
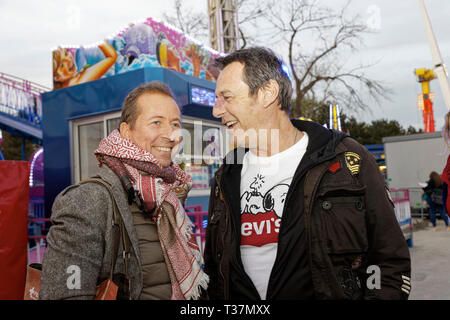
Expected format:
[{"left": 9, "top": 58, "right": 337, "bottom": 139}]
[{"left": 95, "top": 129, "right": 208, "bottom": 300}]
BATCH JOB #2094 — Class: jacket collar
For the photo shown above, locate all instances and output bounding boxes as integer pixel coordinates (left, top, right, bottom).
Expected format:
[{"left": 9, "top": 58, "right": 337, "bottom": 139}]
[{"left": 291, "top": 119, "right": 348, "bottom": 164}]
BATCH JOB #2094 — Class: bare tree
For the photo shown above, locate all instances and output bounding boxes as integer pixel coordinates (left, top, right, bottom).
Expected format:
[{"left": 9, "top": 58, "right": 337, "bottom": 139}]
[
  {"left": 162, "top": 0, "right": 209, "bottom": 44},
  {"left": 162, "top": 0, "right": 389, "bottom": 117},
  {"left": 263, "top": 0, "right": 390, "bottom": 117},
  {"left": 162, "top": 0, "right": 264, "bottom": 50},
  {"left": 236, "top": 0, "right": 266, "bottom": 48}
]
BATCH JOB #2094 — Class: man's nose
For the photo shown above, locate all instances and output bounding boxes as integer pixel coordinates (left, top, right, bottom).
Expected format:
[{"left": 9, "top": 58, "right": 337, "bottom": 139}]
[
  {"left": 160, "top": 123, "right": 175, "bottom": 140},
  {"left": 168, "top": 127, "right": 183, "bottom": 143},
  {"left": 212, "top": 97, "right": 225, "bottom": 118}
]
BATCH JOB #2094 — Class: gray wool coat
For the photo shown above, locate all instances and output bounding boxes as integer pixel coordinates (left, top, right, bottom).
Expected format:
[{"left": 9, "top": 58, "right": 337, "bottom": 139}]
[{"left": 39, "top": 165, "right": 144, "bottom": 300}]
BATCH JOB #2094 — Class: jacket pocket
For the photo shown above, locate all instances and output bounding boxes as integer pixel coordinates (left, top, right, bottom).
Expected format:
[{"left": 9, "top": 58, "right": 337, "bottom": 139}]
[{"left": 318, "top": 186, "right": 368, "bottom": 254}]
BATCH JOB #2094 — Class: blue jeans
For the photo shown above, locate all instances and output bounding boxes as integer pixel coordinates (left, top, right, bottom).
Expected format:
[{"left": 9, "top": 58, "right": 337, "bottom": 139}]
[
  {"left": 443, "top": 183, "right": 448, "bottom": 212},
  {"left": 426, "top": 196, "right": 449, "bottom": 227}
]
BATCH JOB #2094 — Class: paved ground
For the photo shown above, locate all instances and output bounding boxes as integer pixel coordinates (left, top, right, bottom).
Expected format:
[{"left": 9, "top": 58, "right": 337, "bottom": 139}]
[{"left": 408, "top": 219, "right": 450, "bottom": 300}]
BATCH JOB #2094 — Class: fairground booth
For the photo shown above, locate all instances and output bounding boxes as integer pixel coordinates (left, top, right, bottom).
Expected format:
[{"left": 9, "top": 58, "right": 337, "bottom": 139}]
[{"left": 43, "top": 18, "right": 226, "bottom": 220}]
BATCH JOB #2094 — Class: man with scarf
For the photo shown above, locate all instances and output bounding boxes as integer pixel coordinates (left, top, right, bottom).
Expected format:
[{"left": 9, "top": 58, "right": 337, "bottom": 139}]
[{"left": 40, "top": 81, "right": 208, "bottom": 300}]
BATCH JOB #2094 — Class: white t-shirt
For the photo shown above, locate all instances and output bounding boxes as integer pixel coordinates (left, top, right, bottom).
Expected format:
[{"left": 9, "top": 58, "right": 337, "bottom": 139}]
[{"left": 240, "top": 132, "right": 309, "bottom": 299}]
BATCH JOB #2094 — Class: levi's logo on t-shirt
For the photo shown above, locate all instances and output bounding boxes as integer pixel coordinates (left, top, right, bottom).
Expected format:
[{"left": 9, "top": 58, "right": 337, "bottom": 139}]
[{"left": 240, "top": 174, "right": 289, "bottom": 247}]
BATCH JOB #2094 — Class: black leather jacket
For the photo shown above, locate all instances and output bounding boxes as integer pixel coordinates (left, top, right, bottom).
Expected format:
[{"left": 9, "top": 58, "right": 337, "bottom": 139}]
[{"left": 204, "top": 120, "right": 411, "bottom": 300}]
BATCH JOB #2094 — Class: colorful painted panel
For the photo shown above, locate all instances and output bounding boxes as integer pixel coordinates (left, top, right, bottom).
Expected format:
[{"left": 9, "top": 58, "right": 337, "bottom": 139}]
[{"left": 52, "top": 17, "right": 221, "bottom": 89}]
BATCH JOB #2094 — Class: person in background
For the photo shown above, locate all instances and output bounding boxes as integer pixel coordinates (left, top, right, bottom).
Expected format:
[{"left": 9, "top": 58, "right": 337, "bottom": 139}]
[
  {"left": 440, "top": 111, "right": 450, "bottom": 231},
  {"left": 423, "top": 171, "right": 449, "bottom": 231}
]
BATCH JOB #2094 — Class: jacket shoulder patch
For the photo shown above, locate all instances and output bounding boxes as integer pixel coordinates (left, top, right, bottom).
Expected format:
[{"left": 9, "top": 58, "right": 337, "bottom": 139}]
[
  {"left": 345, "top": 152, "right": 361, "bottom": 175},
  {"left": 328, "top": 161, "right": 341, "bottom": 173}
]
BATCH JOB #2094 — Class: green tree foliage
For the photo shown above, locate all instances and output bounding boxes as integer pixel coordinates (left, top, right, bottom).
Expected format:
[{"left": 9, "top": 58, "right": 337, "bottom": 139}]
[
  {"left": 297, "top": 99, "right": 423, "bottom": 145},
  {"left": 344, "top": 117, "right": 414, "bottom": 145}
]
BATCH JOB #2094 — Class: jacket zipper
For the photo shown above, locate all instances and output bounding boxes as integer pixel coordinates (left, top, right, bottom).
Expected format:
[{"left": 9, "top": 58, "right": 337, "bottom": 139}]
[
  {"left": 215, "top": 175, "right": 230, "bottom": 299},
  {"left": 305, "top": 170, "right": 322, "bottom": 266},
  {"left": 265, "top": 161, "right": 316, "bottom": 297},
  {"left": 267, "top": 156, "right": 333, "bottom": 298},
  {"left": 217, "top": 174, "right": 259, "bottom": 299}
]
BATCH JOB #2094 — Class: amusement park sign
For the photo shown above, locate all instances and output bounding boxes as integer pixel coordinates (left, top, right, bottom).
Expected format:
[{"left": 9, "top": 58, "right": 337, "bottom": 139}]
[{"left": 52, "top": 17, "right": 222, "bottom": 89}]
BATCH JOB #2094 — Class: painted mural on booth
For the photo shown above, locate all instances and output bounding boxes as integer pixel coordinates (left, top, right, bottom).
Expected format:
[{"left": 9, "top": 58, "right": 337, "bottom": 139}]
[{"left": 52, "top": 17, "right": 221, "bottom": 89}]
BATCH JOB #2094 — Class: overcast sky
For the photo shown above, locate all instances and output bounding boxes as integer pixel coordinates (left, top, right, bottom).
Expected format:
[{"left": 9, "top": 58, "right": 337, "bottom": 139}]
[{"left": 1, "top": 0, "right": 449, "bottom": 130}]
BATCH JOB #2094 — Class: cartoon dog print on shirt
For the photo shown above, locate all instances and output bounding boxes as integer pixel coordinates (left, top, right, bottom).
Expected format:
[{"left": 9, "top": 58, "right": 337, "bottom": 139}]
[{"left": 240, "top": 174, "right": 289, "bottom": 246}]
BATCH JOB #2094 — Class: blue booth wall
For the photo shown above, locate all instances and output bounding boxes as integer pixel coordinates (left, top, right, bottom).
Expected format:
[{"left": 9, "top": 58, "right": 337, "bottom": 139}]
[{"left": 42, "top": 67, "right": 217, "bottom": 217}]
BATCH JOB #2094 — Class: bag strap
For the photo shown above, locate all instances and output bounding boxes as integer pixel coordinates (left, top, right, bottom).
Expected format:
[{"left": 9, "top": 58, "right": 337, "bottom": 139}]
[
  {"left": 119, "top": 211, "right": 131, "bottom": 276},
  {"left": 78, "top": 178, "right": 130, "bottom": 280}
]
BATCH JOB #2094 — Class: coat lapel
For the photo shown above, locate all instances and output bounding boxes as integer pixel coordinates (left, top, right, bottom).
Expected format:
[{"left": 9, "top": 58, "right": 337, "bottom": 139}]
[{"left": 97, "top": 166, "right": 142, "bottom": 268}]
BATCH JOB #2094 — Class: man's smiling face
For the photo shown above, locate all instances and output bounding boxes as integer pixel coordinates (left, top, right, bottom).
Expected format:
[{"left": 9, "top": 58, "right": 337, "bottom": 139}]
[
  {"left": 121, "top": 92, "right": 182, "bottom": 168},
  {"left": 213, "top": 61, "right": 263, "bottom": 147}
]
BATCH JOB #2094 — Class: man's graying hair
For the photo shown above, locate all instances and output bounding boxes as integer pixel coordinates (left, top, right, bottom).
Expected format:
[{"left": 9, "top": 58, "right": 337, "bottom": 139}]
[
  {"left": 120, "top": 81, "right": 178, "bottom": 129},
  {"left": 214, "top": 47, "right": 292, "bottom": 112}
]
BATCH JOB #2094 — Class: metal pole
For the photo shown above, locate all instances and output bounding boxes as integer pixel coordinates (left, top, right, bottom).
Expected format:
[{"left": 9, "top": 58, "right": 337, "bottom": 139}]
[
  {"left": 21, "top": 137, "right": 26, "bottom": 160},
  {"left": 418, "top": 0, "right": 450, "bottom": 110},
  {"left": 36, "top": 240, "right": 41, "bottom": 264}
]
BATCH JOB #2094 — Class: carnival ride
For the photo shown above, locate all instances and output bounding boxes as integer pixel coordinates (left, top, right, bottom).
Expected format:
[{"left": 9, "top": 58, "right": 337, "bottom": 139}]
[
  {"left": 415, "top": 0, "right": 450, "bottom": 133},
  {"left": 0, "top": 130, "right": 3, "bottom": 160},
  {"left": 329, "top": 103, "right": 342, "bottom": 131},
  {"left": 0, "top": 72, "right": 48, "bottom": 151},
  {"left": 414, "top": 68, "right": 436, "bottom": 133},
  {"left": 0, "top": 72, "right": 47, "bottom": 261},
  {"left": 208, "top": 0, "right": 239, "bottom": 53}
]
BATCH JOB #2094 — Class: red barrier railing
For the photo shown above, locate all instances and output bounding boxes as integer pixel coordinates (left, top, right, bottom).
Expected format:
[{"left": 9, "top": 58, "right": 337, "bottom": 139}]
[
  {"left": 26, "top": 207, "right": 209, "bottom": 263},
  {"left": 185, "top": 205, "right": 208, "bottom": 254},
  {"left": 27, "top": 218, "right": 50, "bottom": 264}
]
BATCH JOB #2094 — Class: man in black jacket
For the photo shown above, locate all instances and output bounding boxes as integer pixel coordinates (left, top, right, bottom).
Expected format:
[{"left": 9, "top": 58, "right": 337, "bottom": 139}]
[{"left": 204, "top": 47, "right": 411, "bottom": 300}]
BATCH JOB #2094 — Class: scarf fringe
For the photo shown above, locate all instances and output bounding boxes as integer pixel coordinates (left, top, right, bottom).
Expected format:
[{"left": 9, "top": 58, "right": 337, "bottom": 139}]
[
  {"left": 182, "top": 214, "right": 209, "bottom": 300},
  {"left": 186, "top": 270, "right": 210, "bottom": 300},
  {"left": 192, "top": 244, "right": 205, "bottom": 266}
]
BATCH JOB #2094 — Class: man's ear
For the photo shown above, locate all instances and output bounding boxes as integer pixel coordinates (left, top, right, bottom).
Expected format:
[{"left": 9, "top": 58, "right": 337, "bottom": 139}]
[
  {"left": 260, "top": 80, "right": 279, "bottom": 108},
  {"left": 120, "top": 122, "right": 131, "bottom": 140}
]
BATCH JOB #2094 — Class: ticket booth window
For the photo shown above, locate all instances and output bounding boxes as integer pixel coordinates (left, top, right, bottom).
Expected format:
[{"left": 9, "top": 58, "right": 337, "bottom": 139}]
[
  {"left": 78, "top": 121, "right": 103, "bottom": 180},
  {"left": 178, "top": 119, "right": 225, "bottom": 195},
  {"left": 107, "top": 118, "right": 121, "bottom": 134},
  {"left": 181, "top": 122, "right": 222, "bottom": 159},
  {"left": 73, "top": 112, "right": 121, "bottom": 183}
]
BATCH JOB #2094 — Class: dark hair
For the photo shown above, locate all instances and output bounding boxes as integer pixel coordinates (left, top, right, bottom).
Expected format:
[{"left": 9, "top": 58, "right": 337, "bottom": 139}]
[
  {"left": 120, "top": 81, "right": 177, "bottom": 129},
  {"left": 430, "top": 171, "right": 442, "bottom": 187},
  {"left": 214, "top": 47, "right": 292, "bottom": 112}
]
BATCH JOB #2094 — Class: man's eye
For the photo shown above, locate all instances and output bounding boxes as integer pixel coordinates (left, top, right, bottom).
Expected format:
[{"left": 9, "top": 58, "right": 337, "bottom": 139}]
[
  {"left": 172, "top": 122, "right": 181, "bottom": 128},
  {"left": 151, "top": 121, "right": 160, "bottom": 125}
]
